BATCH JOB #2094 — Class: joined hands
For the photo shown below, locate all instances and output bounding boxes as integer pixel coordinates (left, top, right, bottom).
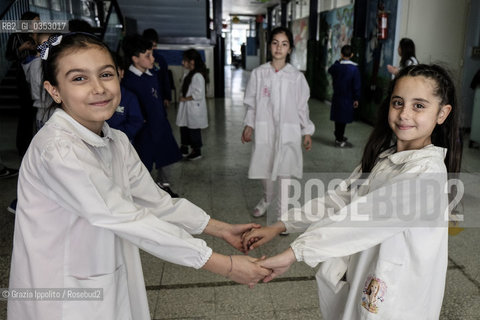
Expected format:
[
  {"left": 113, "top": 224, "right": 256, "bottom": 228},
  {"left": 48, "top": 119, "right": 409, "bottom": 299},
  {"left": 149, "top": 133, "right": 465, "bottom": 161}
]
[{"left": 203, "top": 219, "right": 296, "bottom": 287}]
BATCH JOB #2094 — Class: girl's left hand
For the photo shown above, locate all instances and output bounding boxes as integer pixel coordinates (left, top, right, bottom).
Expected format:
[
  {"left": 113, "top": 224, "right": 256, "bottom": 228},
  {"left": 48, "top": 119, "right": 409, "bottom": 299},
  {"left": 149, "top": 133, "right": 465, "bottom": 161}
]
[
  {"left": 303, "top": 135, "right": 312, "bottom": 151},
  {"left": 241, "top": 126, "right": 253, "bottom": 143},
  {"left": 222, "top": 223, "right": 262, "bottom": 253},
  {"left": 204, "top": 219, "right": 261, "bottom": 253},
  {"left": 257, "top": 248, "right": 297, "bottom": 282}
]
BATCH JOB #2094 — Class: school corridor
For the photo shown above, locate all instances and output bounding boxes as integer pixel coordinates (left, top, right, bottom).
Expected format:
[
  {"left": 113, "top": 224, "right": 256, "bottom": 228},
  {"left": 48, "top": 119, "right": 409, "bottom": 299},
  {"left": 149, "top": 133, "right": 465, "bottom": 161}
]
[{"left": 0, "top": 66, "right": 480, "bottom": 319}]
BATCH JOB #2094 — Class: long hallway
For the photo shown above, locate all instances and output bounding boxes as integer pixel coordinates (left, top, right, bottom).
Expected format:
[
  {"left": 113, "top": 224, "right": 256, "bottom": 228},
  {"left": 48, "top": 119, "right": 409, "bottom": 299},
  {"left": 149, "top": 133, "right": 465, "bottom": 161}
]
[{"left": 1, "top": 67, "right": 480, "bottom": 319}]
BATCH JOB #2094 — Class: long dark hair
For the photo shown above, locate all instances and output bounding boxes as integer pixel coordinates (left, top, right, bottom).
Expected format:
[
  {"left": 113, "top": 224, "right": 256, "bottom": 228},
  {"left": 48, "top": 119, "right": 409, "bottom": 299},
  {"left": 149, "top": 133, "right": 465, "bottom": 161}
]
[
  {"left": 268, "top": 26, "right": 295, "bottom": 63},
  {"left": 181, "top": 49, "right": 208, "bottom": 97},
  {"left": 399, "top": 38, "right": 416, "bottom": 68},
  {"left": 361, "top": 64, "right": 462, "bottom": 173}
]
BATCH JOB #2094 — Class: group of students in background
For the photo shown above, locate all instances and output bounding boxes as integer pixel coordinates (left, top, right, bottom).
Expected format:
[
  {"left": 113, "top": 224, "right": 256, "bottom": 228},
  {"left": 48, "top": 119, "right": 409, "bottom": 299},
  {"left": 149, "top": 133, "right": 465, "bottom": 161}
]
[
  {"left": 110, "top": 29, "right": 209, "bottom": 197},
  {"left": 4, "top": 14, "right": 459, "bottom": 320},
  {"left": 5, "top": 13, "right": 209, "bottom": 200}
]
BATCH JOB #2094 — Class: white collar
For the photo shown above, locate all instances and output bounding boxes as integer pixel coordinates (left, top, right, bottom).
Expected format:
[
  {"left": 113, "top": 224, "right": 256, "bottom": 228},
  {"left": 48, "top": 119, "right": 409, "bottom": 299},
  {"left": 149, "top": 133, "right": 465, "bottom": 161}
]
[
  {"left": 49, "top": 109, "right": 114, "bottom": 147},
  {"left": 379, "top": 144, "right": 446, "bottom": 164},
  {"left": 340, "top": 60, "right": 358, "bottom": 66},
  {"left": 128, "top": 64, "right": 153, "bottom": 77},
  {"left": 263, "top": 62, "right": 296, "bottom": 73}
]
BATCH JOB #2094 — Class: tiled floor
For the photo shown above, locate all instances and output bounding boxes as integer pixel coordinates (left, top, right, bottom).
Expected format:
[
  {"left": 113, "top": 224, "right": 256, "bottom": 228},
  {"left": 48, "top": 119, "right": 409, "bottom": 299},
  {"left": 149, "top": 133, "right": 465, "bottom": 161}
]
[{"left": 1, "top": 67, "right": 479, "bottom": 319}]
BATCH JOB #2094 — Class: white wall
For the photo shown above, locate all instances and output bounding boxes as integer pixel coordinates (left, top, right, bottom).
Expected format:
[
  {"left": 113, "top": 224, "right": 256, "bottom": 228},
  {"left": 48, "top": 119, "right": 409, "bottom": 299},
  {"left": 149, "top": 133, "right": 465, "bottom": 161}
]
[
  {"left": 319, "top": 0, "right": 353, "bottom": 12},
  {"left": 395, "top": 0, "right": 470, "bottom": 125}
]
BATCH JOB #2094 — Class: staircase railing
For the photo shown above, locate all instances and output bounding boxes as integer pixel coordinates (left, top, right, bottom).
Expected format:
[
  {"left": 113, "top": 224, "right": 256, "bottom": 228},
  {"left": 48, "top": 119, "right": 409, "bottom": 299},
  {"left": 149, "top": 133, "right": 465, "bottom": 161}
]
[{"left": 0, "top": 0, "right": 30, "bottom": 83}]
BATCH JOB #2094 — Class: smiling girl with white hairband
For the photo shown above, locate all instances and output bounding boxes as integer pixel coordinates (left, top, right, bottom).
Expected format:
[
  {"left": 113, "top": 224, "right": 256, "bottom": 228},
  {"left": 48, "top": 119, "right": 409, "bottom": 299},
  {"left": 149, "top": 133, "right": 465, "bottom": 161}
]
[{"left": 8, "top": 32, "right": 271, "bottom": 320}]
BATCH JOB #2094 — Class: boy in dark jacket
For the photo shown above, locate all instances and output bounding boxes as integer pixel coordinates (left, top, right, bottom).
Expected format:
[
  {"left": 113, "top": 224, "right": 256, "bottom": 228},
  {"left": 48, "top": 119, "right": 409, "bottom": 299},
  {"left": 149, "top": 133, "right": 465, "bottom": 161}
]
[
  {"left": 122, "top": 35, "right": 182, "bottom": 197},
  {"left": 328, "top": 45, "right": 361, "bottom": 147}
]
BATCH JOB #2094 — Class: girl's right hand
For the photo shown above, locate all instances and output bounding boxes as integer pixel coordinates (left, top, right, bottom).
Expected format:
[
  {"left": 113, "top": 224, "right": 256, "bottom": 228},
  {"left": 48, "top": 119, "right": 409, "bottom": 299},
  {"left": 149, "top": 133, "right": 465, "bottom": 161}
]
[
  {"left": 242, "top": 222, "right": 286, "bottom": 252},
  {"left": 228, "top": 255, "right": 272, "bottom": 288},
  {"left": 241, "top": 126, "right": 253, "bottom": 143},
  {"left": 258, "top": 248, "right": 296, "bottom": 283},
  {"left": 387, "top": 64, "right": 398, "bottom": 75}
]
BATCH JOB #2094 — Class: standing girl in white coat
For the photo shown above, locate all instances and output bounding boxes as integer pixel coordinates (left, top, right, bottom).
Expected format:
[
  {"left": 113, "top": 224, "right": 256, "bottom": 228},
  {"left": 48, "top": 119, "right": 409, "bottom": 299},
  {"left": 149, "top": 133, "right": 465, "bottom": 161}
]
[
  {"left": 241, "top": 26, "right": 315, "bottom": 221},
  {"left": 176, "top": 48, "right": 208, "bottom": 161},
  {"left": 243, "top": 64, "right": 462, "bottom": 319},
  {"left": 7, "top": 33, "right": 271, "bottom": 320}
]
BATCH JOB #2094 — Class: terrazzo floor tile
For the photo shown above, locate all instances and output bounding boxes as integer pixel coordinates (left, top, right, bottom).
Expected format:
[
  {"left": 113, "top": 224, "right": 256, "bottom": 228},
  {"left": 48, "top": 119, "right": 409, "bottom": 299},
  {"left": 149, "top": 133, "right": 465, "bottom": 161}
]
[
  {"left": 154, "top": 287, "right": 215, "bottom": 319},
  {"left": 266, "top": 280, "right": 320, "bottom": 311},
  {"left": 274, "top": 307, "right": 324, "bottom": 319},
  {"left": 214, "top": 283, "right": 273, "bottom": 315}
]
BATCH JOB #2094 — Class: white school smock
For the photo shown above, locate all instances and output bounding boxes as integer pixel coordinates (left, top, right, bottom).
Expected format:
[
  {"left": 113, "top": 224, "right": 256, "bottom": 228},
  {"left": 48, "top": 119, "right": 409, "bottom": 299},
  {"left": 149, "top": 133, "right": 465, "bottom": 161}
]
[
  {"left": 243, "top": 63, "right": 315, "bottom": 180},
  {"left": 283, "top": 145, "right": 449, "bottom": 320},
  {"left": 176, "top": 72, "right": 208, "bottom": 129},
  {"left": 8, "top": 109, "right": 212, "bottom": 320},
  {"left": 22, "top": 57, "right": 54, "bottom": 123}
]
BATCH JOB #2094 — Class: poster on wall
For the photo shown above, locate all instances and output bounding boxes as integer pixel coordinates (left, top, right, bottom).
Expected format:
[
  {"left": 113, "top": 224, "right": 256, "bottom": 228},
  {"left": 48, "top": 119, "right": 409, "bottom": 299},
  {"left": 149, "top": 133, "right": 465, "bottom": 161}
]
[
  {"left": 324, "top": 4, "right": 354, "bottom": 68},
  {"left": 319, "top": 4, "right": 354, "bottom": 99},
  {"left": 291, "top": 18, "right": 308, "bottom": 71}
]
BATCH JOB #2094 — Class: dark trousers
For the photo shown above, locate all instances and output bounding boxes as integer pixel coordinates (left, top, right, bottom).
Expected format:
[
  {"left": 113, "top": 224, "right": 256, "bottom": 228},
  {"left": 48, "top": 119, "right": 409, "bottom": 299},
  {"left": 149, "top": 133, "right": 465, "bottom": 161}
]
[
  {"left": 180, "top": 127, "right": 202, "bottom": 150},
  {"left": 15, "top": 65, "right": 35, "bottom": 156},
  {"left": 334, "top": 122, "right": 347, "bottom": 141}
]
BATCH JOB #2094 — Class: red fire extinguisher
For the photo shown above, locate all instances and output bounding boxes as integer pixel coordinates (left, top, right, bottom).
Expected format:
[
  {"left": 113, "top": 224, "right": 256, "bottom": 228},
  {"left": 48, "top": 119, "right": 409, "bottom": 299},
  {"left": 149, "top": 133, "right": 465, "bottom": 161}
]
[{"left": 377, "top": 11, "right": 388, "bottom": 40}]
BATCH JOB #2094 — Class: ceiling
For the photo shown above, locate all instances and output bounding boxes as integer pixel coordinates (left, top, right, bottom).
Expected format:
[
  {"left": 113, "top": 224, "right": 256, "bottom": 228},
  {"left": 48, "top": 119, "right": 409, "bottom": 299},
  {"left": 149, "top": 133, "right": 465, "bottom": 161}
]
[
  {"left": 115, "top": 0, "right": 280, "bottom": 39},
  {"left": 222, "top": 0, "right": 280, "bottom": 18}
]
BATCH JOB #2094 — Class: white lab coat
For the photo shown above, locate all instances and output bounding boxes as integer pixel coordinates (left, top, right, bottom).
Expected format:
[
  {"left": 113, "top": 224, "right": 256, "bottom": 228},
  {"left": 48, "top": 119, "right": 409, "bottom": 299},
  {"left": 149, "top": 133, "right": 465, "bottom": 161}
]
[
  {"left": 284, "top": 145, "right": 449, "bottom": 319},
  {"left": 243, "top": 63, "right": 315, "bottom": 180},
  {"left": 22, "top": 57, "right": 54, "bottom": 125},
  {"left": 176, "top": 73, "right": 208, "bottom": 129},
  {"left": 8, "top": 109, "right": 213, "bottom": 320}
]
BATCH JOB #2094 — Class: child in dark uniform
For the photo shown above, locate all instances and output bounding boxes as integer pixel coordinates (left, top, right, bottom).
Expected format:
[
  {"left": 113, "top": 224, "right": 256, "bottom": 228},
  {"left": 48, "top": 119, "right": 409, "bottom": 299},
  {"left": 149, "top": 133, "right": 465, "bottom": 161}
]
[
  {"left": 106, "top": 55, "right": 144, "bottom": 142},
  {"left": 328, "top": 45, "right": 361, "bottom": 147},
  {"left": 122, "top": 35, "right": 181, "bottom": 197}
]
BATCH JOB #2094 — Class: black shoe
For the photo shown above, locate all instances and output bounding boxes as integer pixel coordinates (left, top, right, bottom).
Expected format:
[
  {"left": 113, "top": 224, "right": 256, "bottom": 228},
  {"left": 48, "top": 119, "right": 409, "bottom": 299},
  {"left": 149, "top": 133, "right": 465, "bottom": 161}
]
[
  {"left": 180, "top": 145, "right": 189, "bottom": 158},
  {"left": 0, "top": 167, "right": 18, "bottom": 179},
  {"left": 157, "top": 183, "right": 179, "bottom": 198},
  {"left": 187, "top": 150, "right": 202, "bottom": 161}
]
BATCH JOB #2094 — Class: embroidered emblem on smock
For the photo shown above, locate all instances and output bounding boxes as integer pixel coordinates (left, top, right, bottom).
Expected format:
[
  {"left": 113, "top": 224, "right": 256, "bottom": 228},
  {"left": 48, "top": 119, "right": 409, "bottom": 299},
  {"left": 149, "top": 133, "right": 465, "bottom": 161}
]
[
  {"left": 152, "top": 88, "right": 158, "bottom": 99},
  {"left": 262, "top": 86, "right": 271, "bottom": 97},
  {"left": 361, "top": 275, "right": 387, "bottom": 314},
  {"left": 115, "top": 106, "right": 125, "bottom": 114}
]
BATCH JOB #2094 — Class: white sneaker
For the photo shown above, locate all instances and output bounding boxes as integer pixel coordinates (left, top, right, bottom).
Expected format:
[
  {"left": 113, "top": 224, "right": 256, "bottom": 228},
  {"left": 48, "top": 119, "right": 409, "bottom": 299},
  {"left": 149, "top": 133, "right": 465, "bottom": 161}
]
[{"left": 252, "top": 198, "right": 270, "bottom": 217}]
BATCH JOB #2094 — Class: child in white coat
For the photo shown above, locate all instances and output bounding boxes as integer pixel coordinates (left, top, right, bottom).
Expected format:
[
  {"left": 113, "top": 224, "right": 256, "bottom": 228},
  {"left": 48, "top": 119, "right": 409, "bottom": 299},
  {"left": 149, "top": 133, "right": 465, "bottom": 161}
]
[
  {"left": 22, "top": 32, "right": 54, "bottom": 131},
  {"left": 243, "top": 64, "right": 462, "bottom": 319},
  {"left": 8, "top": 33, "right": 270, "bottom": 320},
  {"left": 176, "top": 48, "right": 208, "bottom": 160},
  {"left": 241, "top": 26, "right": 315, "bottom": 221}
]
